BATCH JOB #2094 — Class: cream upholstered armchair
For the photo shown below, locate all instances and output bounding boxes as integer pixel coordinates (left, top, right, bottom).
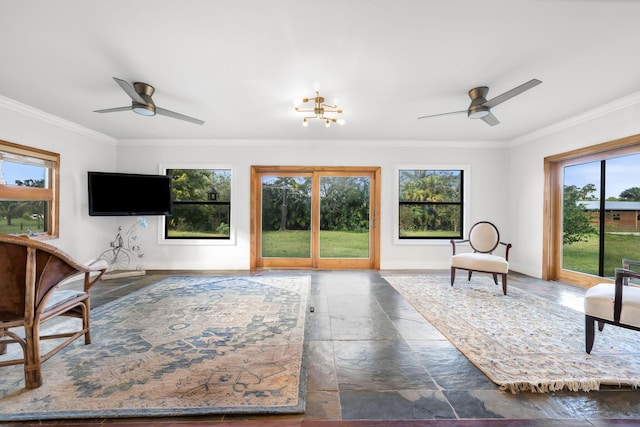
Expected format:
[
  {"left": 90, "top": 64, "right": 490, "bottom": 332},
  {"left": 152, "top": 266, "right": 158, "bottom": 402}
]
[
  {"left": 0, "top": 235, "right": 108, "bottom": 388},
  {"left": 584, "top": 259, "right": 640, "bottom": 354},
  {"left": 450, "top": 221, "right": 512, "bottom": 295}
]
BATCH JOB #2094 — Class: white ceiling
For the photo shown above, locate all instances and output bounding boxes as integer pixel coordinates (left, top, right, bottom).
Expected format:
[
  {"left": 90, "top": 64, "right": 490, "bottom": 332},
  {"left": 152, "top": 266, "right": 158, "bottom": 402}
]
[{"left": 1, "top": 0, "right": 640, "bottom": 142}]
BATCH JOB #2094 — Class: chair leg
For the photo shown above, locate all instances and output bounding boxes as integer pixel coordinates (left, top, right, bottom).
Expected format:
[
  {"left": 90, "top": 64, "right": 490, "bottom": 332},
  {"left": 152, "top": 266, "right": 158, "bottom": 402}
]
[
  {"left": 83, "top": 300, "right": 91, "bottom": 345},
  {"left": 501, "top": 273, "right": 507, "bottom": 295},
  {"left": 0, "top": 328, "right": 6, "bottom": 355},
  {"left": 450, "top": 267, "right": 456, "bottom": 286},
  {"left": 492, "top": 274, "right": 499, "bottom": 285},
  {"left": 585, "top": 315, "right": 595, "bottom": 354},
  {"left": 597, "top": 321, "right": 605, "bottom": 332},
  {"left": 24, "top": 324, "right": 43, "bottom": 389},
  {"left": 467, "top": 271, "right": 473, "bottom": 281}
]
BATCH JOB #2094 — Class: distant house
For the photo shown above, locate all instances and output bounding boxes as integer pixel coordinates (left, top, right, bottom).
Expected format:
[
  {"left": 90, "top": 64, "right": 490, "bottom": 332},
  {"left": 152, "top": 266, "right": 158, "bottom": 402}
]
[{"left": 580, "top": 201, "right": 640, "bottom": 230}]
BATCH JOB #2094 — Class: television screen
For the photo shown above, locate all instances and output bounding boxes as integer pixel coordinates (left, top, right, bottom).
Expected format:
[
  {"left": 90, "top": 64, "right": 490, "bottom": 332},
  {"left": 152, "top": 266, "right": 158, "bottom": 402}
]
[{"left": 88, "top": 171, "right": 173, "bottom": 216}]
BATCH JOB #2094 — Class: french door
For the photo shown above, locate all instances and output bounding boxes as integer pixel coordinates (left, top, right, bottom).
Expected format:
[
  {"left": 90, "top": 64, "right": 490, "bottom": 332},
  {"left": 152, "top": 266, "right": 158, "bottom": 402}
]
[{"left": 250, "top": 166, "right": 380, "bottom": 269}]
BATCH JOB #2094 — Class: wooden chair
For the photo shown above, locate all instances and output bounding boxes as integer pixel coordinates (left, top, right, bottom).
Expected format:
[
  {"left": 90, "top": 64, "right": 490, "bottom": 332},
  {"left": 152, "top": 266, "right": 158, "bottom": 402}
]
[
  {"left": 0, "top": 234, "right": 107, "bottom": 388},
  {"left": 450, "top": 221, "right": 512, "bottom": 295},
  {"left": 584, "top": 259, "right": 640, "bottom": 354}
]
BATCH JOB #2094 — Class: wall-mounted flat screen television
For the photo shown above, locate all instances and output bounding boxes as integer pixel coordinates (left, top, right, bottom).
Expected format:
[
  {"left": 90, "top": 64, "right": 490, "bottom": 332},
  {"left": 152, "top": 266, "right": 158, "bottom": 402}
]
[{"left": 88, "top": 171, "right": 173, "bottom": 216}]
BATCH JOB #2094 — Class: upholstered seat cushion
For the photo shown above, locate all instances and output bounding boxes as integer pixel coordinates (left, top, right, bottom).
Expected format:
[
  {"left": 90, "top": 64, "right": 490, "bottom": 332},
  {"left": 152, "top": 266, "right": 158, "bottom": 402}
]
[
  {"left": 451, "top": 253, "right": 509, "bottom": 273},
  {"left": 584, "top": 283, "right": 640, "bottom": 328}
]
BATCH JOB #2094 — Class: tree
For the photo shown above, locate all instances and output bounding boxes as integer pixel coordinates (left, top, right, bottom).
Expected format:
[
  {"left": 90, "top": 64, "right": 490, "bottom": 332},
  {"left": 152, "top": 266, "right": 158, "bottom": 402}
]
[
  {"left": 619, "top": 186, "right": 640, "bottom": 201},
  {"left": 167, "top": 169, "right": 231, "bottom": 235},
  {"left": 398, "top": 170, "right": 461, "bottom": 234},
  {"left": 563, "top": 184, "right": 597, "bottom": 245},
  {"left": 261, "top": 177, "right": 311, "bottom": 231}
]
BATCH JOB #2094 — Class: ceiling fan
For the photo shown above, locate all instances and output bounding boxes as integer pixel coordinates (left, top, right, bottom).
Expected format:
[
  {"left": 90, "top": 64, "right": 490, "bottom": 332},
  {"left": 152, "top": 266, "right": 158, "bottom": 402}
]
[
  {"left": 417, "top": 79, "right": 542, "bottom": 126},
  {"left": 94, "top": 77, "right": 204, "bottom": 125}
]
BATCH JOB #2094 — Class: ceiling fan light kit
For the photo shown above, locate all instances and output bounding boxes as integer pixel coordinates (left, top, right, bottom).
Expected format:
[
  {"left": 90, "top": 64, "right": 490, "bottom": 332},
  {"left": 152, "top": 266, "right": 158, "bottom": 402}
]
[
  {"left": 94, "top": 77, "right": 205, "bottom": 125},
  {"left": 418, "top": 78, "right": 542, "bottom": 127},
  {"left": 294, "top": 89, "right": 345, "bottom": 127}
]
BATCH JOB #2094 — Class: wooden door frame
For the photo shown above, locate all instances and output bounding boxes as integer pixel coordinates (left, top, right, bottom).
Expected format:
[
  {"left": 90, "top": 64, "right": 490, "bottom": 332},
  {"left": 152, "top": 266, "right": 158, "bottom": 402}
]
[
  {"left": 250, "top": 165, "right": 381, "bottom": 270},
  {"left": 543, "top": 134, "right": 640, "bottom": 287}
]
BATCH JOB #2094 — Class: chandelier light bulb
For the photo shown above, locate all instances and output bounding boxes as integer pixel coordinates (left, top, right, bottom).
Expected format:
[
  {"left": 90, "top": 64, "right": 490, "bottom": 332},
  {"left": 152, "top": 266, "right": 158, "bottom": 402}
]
[
  {"left": 337, "top": 119, "right": 346, "bottom": 125},
  {"left": 325, "top": 120, "right": 331, "bottom": 127},
  {"left": 303, "top": 118, "right": 308, "bottom": 127}
]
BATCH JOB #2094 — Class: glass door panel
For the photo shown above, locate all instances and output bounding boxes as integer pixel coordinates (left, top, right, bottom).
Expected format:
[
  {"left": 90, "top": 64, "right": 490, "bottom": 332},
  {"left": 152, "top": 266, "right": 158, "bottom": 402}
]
[
  {"left": 562, "top": 153, "right": 640, "bottom": 279},
  {"left": 603, "top": 153, "right": 640, "bottom": 278},
  {"left": 319, "top": 176, "right": 370, "bottom": 258},
  {"left": 562, "top": 161, "right": 600, "bottom": 275},
  {"left": 260, "top": 175, "right": 311, "bottom": 258}
]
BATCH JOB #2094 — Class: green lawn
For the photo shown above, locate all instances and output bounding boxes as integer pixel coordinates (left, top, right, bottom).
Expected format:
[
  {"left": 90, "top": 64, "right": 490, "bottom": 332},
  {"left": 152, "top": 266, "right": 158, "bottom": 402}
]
[
  {"left": 262, "top": 230, "right": 369, "bottom": 258},
  {"left": 563, "top": 233, "right": 640, "bottom": 277},
  {"left": 0, "top": 218, "right": 45, "bottom": 235}
]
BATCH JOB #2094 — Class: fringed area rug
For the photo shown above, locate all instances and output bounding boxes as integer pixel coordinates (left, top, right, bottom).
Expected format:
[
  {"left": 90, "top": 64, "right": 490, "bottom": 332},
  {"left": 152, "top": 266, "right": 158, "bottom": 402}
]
[
  {"left": 384, "top": 275, "right": 640, "bottom": 394},
  {"left": 0, "top": 275, "right": 310, "bottom": 421}
]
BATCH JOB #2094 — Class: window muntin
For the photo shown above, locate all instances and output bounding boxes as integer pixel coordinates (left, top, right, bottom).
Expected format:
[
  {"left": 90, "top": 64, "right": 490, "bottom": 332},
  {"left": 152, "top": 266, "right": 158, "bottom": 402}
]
[
  {"left": 398, "top": 169, "right": 464, "bottom": 239},
  {"left": 0, "top": 140, "right": 59, "bottom": 238},
  {"left": 164, "top": 168, "right": 231, "bottom": 240}
]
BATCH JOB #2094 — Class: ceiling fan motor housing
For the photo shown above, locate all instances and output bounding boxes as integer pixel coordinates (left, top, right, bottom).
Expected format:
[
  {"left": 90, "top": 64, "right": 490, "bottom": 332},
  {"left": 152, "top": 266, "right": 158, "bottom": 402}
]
[
  {"left": 467, "top": 86, "right": 490, "bottom": 119},
  {"left": 132, "top": 82, "right": 156, "bottom": 116}
]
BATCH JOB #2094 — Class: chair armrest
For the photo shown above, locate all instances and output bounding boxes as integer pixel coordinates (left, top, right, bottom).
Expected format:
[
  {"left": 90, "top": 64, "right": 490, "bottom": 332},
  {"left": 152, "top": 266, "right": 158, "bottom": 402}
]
[
  {"left": 85, "top": 259, "right": 109, "bottom": 272},
  {"left": 623, "top": 259, "right": 640, "bottom": 271},
  {"left": 621, "top": 259, "right": 640, "bottom": 286},
  {"left": 499, "top": 242, "right": 513, "bottom": 261},
  {"left": 82, "top": 259, "right": 108, "bottom": 292},
  {"left": 613, "top": 267, "right": 640, "bottom": 322},
  {"left": 450, "top": 239, "right": 469, "bottom": 255}
]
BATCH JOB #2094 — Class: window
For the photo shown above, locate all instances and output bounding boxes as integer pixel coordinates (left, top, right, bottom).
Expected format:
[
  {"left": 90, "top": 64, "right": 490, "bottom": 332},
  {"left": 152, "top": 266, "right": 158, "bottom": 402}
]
[
  {"left": 0, "top": 140, "right": 59, "bottom": 238},
  {"left": 544, "top": 137, "right": 640, "bottom": 286},
  {"left": 162, "top": 167, "right": 232, "bottom": 241},
  {"left": 397, "top": 168, "right": 464, "bottom": 240}
]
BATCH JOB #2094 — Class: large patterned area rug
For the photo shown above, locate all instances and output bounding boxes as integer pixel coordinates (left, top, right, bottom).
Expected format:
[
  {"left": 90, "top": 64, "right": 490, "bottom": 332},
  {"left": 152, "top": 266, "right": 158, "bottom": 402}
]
[
  {"left": 384, "top": 275, "right": 640, "bottom": 393},
  {"left": 0, "top": 275, "right": 310, "bottom": 421}
]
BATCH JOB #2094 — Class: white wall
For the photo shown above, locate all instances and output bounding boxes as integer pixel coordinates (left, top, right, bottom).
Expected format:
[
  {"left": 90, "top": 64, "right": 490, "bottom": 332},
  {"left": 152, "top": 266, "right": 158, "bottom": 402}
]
[
  {"left": 116, "top": 139, "right": 509, "bottom": 270},
  {"left": 6, "top": 92, "right": 640, "bottom": 276},
  {"left": 0, "top": 97, "right": 118, "bottom": 262},
  {"left": 508, "top": 94, "right": 640, "bottom": 277}
]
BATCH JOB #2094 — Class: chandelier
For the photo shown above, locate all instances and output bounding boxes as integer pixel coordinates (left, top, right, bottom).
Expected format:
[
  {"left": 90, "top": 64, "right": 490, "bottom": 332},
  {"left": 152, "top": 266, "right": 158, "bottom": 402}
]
[{"left": 294, "top": 89, "right": 345, "bottom": 127}]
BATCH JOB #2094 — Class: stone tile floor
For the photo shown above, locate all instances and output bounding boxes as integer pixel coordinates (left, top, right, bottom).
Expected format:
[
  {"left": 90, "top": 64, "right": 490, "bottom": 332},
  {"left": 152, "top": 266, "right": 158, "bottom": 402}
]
[{"left": 3, "top": 269, "right": 640, "bottom": 427}]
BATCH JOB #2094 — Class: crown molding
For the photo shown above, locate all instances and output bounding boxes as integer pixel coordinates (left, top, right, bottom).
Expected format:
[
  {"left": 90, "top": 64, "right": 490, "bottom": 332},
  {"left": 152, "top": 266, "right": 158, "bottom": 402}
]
[
  {"left": 116, "top": 138, "right": 509, "bottom": 149},
  {"left": 511, "top": 90, "right": 640, "bottom": 147},
  {"left": 0, "top": 95, "right": 117, "bottom": 145}
]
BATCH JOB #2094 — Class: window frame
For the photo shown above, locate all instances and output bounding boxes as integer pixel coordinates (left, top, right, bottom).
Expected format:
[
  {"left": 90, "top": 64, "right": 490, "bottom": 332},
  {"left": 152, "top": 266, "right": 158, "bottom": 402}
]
[
  {"left": 0, "top": 140, "right": 59, "bottom": 239},
  {"left": 394, "top": 164, "right": 470, "bottom": 245},
  {"left": 158, "top": 164, "right": 236, "bottom": 246}
]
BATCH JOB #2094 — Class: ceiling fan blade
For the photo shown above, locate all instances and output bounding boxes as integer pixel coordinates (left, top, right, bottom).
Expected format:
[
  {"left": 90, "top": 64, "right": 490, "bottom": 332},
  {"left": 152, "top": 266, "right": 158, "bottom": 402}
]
[
  {"left": 93, "top": 106, "right": 132, "bottom": 113},
  {"left": 156, "top": 107, "right": 204, "bottom": 125},
  {"left": 480, "top": 112, "right": 500, "bottom": 126},
  {"left": 483, "top": 79, "right": 542, "bottom": 108},
  {"left": 113, "top": 77, "right": 146, "bottom": 104},
  {"left": 417, "top": 110, "right": 467, "bottom": 120}
]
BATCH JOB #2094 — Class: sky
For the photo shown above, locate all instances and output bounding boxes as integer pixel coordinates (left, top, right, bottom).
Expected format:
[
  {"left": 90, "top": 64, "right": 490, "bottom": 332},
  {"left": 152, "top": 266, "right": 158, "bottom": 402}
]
[
  {"left": 563, "top": 152, "right": 639, "bottom": 199},
  {"left": 0, "top": 161, "right": 46, "bottom": 184}
]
